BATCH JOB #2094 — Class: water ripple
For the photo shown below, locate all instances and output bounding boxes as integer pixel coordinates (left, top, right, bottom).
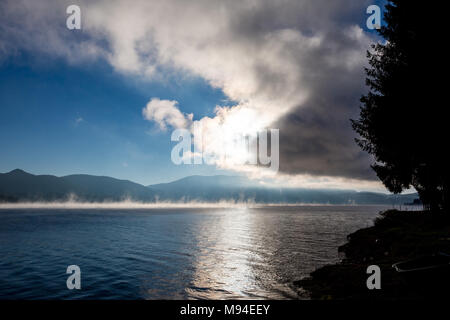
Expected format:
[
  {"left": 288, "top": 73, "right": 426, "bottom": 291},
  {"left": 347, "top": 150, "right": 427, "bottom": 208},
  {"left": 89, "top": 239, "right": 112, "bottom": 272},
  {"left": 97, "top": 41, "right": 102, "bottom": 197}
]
[{"left": 0, "top": 205, "right": 386, "bottom": 299}]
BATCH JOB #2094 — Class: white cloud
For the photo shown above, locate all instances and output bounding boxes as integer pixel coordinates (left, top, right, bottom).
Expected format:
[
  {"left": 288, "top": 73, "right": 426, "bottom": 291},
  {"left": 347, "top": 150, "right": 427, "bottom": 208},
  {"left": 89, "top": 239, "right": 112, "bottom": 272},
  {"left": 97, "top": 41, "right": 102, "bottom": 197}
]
[{"left": 142, "top": 98, "right": 192, "bottom": 130}]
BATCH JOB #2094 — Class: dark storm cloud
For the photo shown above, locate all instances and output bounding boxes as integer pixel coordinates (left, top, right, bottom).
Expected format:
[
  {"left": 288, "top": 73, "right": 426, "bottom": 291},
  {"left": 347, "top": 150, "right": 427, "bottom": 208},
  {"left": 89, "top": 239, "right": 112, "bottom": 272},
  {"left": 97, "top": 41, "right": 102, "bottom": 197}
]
[{"left": 272, "top": 28, "right": 378, "bottom": 180}]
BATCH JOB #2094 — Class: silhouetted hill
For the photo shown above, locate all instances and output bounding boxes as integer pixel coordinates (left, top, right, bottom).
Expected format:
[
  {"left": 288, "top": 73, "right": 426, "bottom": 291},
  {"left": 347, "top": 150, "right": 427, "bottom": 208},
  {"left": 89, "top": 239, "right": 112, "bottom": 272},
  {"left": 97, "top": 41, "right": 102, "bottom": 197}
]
[
  {"left": 148, "top": 175, "right": 259, "bottom": 201},
  {"left": 0, "top": 169, "right": 155, "bottom": 202},
  {"left": 147, "top": 175, "right": 419, "bottom": 205},
  {"left": 149, "top": 175, "right": 256, "bottom": 189},
  {"left": 0, "top": 169, "right": 419, "bottom": 204}
]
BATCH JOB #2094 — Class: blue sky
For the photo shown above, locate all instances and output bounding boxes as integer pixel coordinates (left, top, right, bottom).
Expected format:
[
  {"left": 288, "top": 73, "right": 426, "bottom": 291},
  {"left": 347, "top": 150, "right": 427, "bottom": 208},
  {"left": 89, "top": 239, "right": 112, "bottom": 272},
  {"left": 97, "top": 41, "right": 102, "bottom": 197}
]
[{"left": 0, "top": 53, "right": 232, "bottom": 185}]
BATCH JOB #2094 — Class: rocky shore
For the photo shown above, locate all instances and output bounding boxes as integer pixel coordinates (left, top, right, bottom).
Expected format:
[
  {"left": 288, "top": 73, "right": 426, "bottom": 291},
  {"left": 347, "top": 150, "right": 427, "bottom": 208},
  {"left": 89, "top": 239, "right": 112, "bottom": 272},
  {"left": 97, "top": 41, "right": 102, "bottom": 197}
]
[{"left": 295, "top": 210, "right": 450, "bottom": 299}]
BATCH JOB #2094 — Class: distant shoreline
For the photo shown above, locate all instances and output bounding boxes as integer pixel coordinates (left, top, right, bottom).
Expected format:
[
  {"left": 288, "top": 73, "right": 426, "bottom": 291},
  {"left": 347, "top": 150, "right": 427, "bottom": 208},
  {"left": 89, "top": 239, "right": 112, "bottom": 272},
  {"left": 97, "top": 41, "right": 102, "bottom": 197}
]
[
  {"left": 0, "top": 202, "right": 399, "bottom": 210},
  {"left": 1, "top": 169, "right": 420, "bottom": 206}
]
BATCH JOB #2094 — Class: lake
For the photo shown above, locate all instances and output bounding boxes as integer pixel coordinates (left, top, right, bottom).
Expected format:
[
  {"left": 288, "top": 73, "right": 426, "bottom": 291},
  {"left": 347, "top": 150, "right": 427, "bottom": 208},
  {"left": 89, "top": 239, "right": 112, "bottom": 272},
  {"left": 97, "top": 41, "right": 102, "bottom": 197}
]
[{"left": 0, "top": 205, "right": 389, "bottom": 299}]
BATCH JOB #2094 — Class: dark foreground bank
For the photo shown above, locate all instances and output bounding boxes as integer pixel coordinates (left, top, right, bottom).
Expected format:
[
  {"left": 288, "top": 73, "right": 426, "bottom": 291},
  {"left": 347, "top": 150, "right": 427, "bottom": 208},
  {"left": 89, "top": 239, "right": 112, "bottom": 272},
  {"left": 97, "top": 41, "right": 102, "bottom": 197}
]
[{"left": 295, "top": 210, "right": 450, "bottom": 299}]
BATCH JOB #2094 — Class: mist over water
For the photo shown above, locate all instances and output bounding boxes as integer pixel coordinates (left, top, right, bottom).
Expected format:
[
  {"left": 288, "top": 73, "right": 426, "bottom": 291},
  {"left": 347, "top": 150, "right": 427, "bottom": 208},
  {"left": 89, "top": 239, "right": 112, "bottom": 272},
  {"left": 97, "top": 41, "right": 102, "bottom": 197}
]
[
  {"left": 0, "top": 205, "right": 387, "bottom": 299},
  {"left": 0, "top": 201, "right": 258, "bottom": 210},
  {"left": 0, "top": 201, "right": 399, "bottom": 210}
]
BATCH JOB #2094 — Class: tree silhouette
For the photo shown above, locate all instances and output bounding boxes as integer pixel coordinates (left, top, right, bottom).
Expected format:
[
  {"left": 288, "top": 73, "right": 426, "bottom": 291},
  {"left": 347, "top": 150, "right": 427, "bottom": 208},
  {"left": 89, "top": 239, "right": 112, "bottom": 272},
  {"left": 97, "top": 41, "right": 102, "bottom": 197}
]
[{"left": 352, "top": 0, "right": 448, "bottom": 211}]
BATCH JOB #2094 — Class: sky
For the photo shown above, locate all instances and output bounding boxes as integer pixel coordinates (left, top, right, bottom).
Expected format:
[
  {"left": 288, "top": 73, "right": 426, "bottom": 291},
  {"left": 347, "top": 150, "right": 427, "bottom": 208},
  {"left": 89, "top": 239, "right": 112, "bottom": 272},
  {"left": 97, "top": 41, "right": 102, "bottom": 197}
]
[{"left": 0, "top": 0, "right": 389, "bottom": 191}]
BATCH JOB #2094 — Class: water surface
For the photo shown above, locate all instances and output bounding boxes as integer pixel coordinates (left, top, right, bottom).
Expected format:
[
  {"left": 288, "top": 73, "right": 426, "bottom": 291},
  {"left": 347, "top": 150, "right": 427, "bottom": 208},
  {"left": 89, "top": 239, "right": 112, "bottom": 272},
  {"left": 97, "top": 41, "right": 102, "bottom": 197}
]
[{"left": 0, "top": 205, "right": 388, "bottom": 299}]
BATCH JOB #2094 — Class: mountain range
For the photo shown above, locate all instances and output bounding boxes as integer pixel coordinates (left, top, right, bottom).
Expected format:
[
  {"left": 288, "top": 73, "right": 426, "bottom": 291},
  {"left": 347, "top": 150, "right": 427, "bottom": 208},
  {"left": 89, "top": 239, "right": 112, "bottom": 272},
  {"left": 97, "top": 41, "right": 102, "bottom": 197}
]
[{"left": 0, "top": 169, "right": 419, "bottom": 205}]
